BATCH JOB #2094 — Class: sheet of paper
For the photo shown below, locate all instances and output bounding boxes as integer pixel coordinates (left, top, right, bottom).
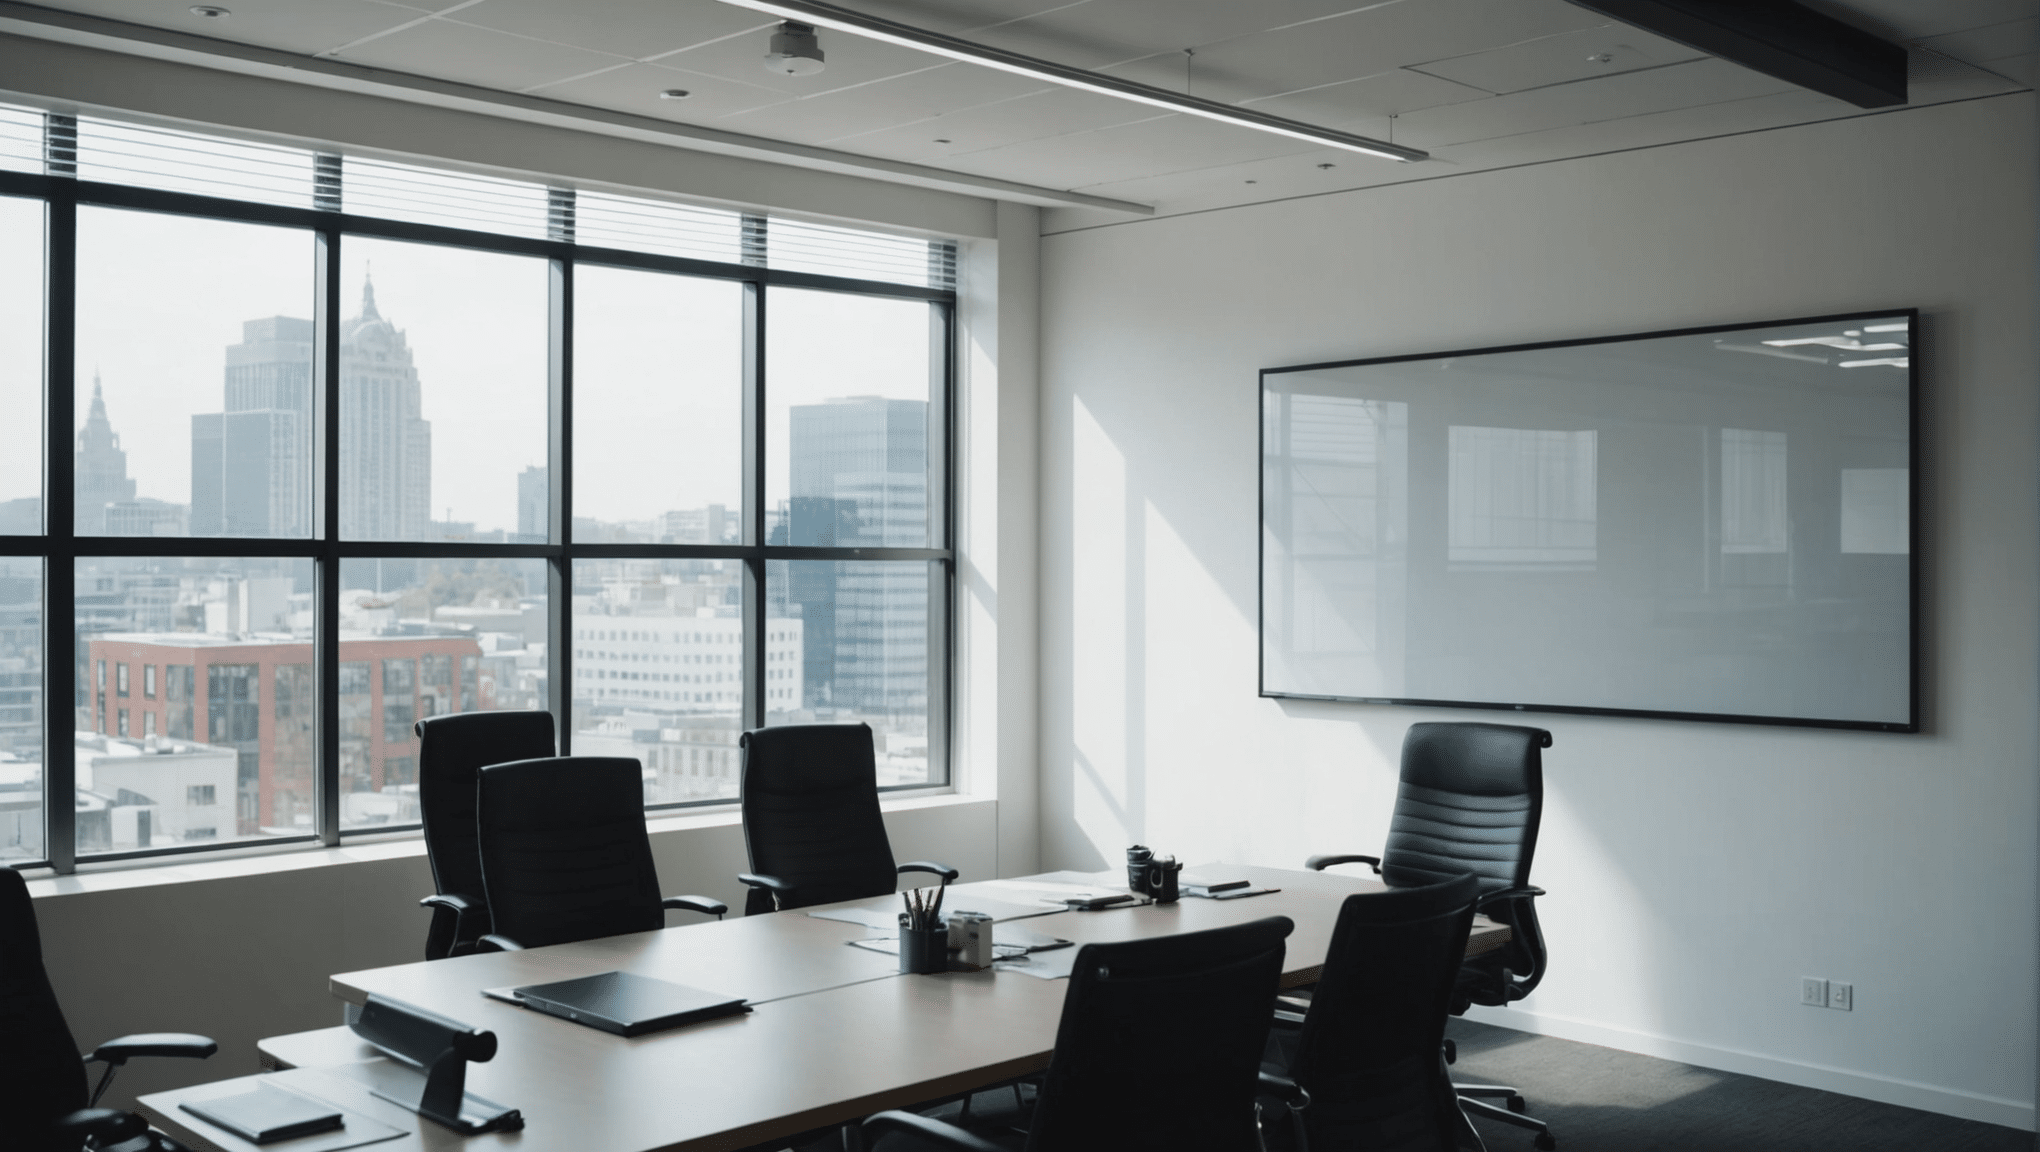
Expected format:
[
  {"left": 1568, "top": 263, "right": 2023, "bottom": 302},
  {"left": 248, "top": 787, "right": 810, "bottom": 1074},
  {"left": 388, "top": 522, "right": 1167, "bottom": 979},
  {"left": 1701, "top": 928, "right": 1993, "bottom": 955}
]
[
  {"left": 997, "top": 946, "right": 1081, "bottom": 981},
  {"left": 806, "top": 905, "right": 900, "bottom": 930}
]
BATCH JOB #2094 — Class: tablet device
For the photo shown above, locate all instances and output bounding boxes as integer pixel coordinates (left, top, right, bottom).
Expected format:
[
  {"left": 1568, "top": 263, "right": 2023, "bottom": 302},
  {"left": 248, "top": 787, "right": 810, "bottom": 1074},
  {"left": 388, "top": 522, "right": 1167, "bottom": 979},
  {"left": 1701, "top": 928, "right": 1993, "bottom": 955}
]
[
  {"left": 180, "top": 1083, "right": 344, "bottom": 1144},
  {"left": 508, "top": 971, "right": 749, "bottom": 1037}
]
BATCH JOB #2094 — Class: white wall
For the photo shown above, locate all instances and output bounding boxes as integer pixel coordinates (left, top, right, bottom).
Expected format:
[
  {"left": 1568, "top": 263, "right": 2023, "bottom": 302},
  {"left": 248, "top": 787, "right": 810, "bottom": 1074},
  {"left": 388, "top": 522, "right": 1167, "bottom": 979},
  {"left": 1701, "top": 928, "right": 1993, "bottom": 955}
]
[{"left": 1037, "top": 93, "right": 2038, "bottom": 1128}]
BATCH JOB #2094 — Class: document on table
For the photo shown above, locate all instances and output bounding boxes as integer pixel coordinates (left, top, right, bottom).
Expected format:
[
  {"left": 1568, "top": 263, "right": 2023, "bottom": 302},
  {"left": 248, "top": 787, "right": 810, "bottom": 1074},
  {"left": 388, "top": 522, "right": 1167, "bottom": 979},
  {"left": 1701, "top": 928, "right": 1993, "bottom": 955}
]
[
  {"left": 808, "top": 889, "right": 1071, "bottom": 929},
  {"left": 848, "top": 922, "right": 1071, "bottom": 957}
]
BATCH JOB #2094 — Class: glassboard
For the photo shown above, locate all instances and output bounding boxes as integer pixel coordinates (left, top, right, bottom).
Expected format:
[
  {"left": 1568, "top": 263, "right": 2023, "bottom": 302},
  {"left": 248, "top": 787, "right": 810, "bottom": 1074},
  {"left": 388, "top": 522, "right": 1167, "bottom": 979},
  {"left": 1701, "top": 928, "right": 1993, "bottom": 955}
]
[{"left": 1260, "top": 311, "right": 1916, "bottom": 731}]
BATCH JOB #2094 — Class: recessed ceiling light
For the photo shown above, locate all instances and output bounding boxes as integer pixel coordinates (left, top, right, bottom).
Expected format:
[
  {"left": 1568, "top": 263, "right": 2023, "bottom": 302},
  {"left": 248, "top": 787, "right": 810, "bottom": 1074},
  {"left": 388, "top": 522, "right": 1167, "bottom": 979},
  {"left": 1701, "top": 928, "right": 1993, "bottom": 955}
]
[
  {"left": 1589, "top": 52, "right": 1613, "bottom": 63},
  {"left": 190, "top": 4, "right": 229, "bottom": 16},
  {"left": 932, "top": 138, "right": 951, "bottom": 144},
  {"left": 1244, "top": 179, "right": 1258, "bottom": 185},
  {"left": 1316, "top": 162, "right": 1336, "bottom": 170},
  {"left": 659, "top": 89, "right": 692, "bottom": 100}
]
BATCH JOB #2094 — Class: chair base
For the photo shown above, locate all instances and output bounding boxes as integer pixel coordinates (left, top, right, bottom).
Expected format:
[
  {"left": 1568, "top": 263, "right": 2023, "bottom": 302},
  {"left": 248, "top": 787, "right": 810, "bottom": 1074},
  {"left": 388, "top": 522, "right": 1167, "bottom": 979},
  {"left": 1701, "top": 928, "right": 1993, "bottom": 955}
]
[{"left": 1456, "top": 1084, "right": 1555, "bottom": 1150}]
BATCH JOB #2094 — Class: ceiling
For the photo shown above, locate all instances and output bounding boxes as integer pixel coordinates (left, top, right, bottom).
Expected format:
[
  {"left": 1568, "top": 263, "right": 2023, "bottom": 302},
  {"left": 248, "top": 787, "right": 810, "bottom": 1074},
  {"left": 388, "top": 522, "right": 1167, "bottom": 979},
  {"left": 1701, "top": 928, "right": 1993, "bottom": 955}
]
[{"left": 0, "top": 0, "right": 2033, "bottom": 226}]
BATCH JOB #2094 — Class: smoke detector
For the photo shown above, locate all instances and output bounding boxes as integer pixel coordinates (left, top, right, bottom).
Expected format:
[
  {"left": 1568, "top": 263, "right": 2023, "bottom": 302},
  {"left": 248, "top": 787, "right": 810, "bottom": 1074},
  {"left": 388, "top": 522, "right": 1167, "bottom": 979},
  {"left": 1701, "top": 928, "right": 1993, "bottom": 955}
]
[{"left": 765, "top": 21, "right": 826, "bottom": 75}]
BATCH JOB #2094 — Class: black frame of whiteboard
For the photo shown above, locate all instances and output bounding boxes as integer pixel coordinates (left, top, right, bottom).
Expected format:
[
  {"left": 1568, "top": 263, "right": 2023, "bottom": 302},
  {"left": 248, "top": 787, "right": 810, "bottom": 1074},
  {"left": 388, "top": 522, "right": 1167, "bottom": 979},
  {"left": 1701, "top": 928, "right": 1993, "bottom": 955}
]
[{"left": 1257, "top": 308, "right": 1921, "bottom": 734}]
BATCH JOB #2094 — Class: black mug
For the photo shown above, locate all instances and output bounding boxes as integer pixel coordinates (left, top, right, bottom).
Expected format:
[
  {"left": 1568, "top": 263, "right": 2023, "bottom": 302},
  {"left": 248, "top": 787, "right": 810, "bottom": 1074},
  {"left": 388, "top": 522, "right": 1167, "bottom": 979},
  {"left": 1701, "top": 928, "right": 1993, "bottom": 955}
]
[
  {"left": 1126, "top": 845, "right": 1155, "bottom": 894},
  {"left": 1144, "top": 857, "right": 1182, "bottom": 904}
]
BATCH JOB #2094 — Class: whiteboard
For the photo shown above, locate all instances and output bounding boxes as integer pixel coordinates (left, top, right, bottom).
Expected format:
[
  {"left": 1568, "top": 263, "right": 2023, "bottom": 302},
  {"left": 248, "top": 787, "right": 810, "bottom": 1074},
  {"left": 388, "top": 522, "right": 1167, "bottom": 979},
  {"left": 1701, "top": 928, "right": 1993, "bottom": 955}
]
[{"left": 1259, "top": 311, "right": 1916, "bottom": 731}]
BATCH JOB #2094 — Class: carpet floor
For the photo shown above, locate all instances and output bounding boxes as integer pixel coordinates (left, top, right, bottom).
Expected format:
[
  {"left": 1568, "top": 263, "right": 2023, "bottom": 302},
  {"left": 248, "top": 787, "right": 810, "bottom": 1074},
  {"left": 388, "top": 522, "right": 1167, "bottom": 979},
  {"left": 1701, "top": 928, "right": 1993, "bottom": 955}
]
[{"left": 1446, "top": 1019, "right": 2032, "bottom": 1152}]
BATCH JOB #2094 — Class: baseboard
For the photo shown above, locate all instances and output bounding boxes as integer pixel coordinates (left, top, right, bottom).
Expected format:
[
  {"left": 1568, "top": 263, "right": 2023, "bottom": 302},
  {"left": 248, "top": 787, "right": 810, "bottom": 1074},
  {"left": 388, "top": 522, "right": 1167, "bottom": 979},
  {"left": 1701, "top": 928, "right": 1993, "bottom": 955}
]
[{"left": 1462, "top": 1005, "right": 2035, "bottom": 1132}]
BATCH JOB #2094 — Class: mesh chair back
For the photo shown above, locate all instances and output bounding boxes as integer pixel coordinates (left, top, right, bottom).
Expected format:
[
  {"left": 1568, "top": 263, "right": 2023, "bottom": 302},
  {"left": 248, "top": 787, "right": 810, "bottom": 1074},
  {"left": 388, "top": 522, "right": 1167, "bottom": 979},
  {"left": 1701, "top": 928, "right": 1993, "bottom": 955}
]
[
  {"left": 1284, "top": 873, "right": 1480, "bottom": 1151},
  {"left": 416, "top": 709, "right": 555, "bottom": 958},
  {"left": 738, "top": 723, "right": 896, "bottom": 913},
  {"left": 476, "top": 757, "right": 664, "bottom": 949},
  {"left": 0, "top": 868, "right": 89, "bottom": 1152},
  {"left": 1383, "top": 721, "right": 1550, "bottom": 1008},
  {"left": 1025, "top": 916, "right": 1293, "bottom": 1152}
]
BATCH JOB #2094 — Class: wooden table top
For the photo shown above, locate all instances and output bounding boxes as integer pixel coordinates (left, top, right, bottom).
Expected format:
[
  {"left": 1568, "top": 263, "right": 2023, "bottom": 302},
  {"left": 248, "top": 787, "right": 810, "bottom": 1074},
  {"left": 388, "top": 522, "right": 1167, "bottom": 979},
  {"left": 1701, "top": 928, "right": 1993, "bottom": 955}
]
[{"left": 145, "top": 865, "right": 1511, "bottom": 1152}]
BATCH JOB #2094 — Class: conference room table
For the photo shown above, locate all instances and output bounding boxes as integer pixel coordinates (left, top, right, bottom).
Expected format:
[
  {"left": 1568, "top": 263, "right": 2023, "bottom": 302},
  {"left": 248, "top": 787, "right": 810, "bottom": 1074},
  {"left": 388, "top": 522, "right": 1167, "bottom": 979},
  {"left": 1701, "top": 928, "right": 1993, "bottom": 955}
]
[{"left": 138, "top": 864, "right": 1510, "bottom": 1152}]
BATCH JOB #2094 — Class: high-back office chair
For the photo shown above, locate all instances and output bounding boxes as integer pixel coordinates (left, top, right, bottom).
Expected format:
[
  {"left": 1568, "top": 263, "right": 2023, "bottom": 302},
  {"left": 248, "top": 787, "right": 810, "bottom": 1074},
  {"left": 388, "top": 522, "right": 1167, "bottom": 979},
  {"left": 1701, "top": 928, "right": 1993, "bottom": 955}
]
[
  {"left": 863, "top": 916, "right": 1297, "bottom": 1152},
  {"left": 415, "top": 709, "right": 556, "bottom": 959},
  {"left": 1261, "top": 873, "right": 1484, "bottom": 1152},
  {"left": 736, "top": 723, "right": 956, "bottom": 916},
  {"left": 0, "top": 867, "right": 219, "bottom": 1152},
  {"left": 472, "top": 756, "right": 726, "bottom": 951},
  {"left": 1306, "top": 721, "right": 1555, "bottom": 1150}
]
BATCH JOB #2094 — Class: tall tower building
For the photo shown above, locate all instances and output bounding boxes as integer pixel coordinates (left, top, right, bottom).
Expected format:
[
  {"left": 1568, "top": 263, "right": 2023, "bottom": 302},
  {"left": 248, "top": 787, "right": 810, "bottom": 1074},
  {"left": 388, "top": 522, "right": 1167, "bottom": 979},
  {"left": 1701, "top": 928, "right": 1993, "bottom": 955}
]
[
  {"left": 339, "top": 280, "right": 432, "bottom": 540},
  {"left": 192, "top": 317, "right": 313, "bottom": 537},
  {"left": 786, "top": 396, "right": 928, "bottom": 714},
  {"left": 516, "top": 465, "right": 547, "bottom": 542},
  {"left": 75, "top": 373, "right": 137, "bottom": 534}
]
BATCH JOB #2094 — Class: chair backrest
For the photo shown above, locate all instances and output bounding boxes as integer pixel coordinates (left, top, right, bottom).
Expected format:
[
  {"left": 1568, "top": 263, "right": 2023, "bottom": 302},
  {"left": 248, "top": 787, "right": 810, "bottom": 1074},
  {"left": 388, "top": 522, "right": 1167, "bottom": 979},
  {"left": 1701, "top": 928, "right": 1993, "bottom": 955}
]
[
  {"left": 416, "top": 709, "right": 556, "bottom": 958},
  {"left": 1024, "top": 916, "right": 1294, "bottom": 1152},
  {"left": 0, "top": 868, "right": 90, "bottom": 1151},
  {"left": 1284, "top": 873, "right": 1481, "bottom": 1152},
  {"left": 738, "top": 723, "right": 895, "bottom": 914},
  {"left": 1383, "top": 721, "right": 1550, "bottom": 1006},
  {"left": 475, "top": 757, "right": 664, "bottom": 949}
]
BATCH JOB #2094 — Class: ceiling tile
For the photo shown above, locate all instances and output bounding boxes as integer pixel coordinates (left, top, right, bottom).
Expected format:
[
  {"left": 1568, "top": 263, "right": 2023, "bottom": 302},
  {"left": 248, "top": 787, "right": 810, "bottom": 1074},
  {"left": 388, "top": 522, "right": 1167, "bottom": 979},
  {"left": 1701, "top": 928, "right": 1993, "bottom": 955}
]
[
  {"left": 1413, "top": 23, "right": 1706, "bottom": 95},
  {"left": 335, "top": 18, "right": 629, "bottom": 91},
  {"left": 523, "top": 60, "right": 793, "bottom": 120},
  {"left": 997, "top": 0, "right": 1383, "bottom": 58},
  {"left": 832, "top": 86, "right": 1158, "bottom": 163},
  {"left": 840, "top": 0, "right": 1102, "bottom": 38},
  {"left": 34, "top": 0, "right": 422, "bottom": 55},
  {"left": 442, "top": 0, "right": 772, "bottom": 60},
  {"left": 1917, "top": 16, "right": 2040, "bottom": 64},
  {"left": 1241, "top": 69, "right": 1497, "bottom": 132},
  {"left": 1185, "top": 0, "right": 1611, "bottom": 101},
  {"left": 651, "top": 20, "right": 958, "bottom": 97},
  {"left": 1394, "top": 57, "right": 1801, "bottom": 150},
  {"left": 1902, "top": 44, "right": 2028, "bottom": 102},
  {"left": 942, "top": 110, "right": 1311, "bottom": 189},
  {"left": 1798, "top": 0, "right": 2040, "bottom": 41},
  {"left": 717, "top": 62, "right": 1058, "bottom": 145}
]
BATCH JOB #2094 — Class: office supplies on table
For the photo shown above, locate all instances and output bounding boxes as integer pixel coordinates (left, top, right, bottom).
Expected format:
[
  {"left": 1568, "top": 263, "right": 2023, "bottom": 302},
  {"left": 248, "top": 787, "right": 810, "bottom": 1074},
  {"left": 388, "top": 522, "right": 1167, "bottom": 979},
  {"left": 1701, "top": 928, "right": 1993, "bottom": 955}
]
[
  {"left": 348, "top": 994, "right": 521, "bottom": 1135},
  {"left": 947, "top": 911, "right": 995, "bottom": 969},
  {"left": 179, "top": 1082, "right": 343, "bottom": 1144},
  {"left": 993, "top": 922, "right": 1072, "bottom": 952},
  {"left": 899, "top": 887, "right": 951, "bottom": 973},
  {"left": 1198, "top": 885, "right": 1278, "bottom": 900},
  {"left": 500, "top": 972, "right": 748, "bottom": 1037},
  {"left": 1125, "top": 844, "right": 1154, "bottom": 892},
  {"left": 1054, "top": 891, "right": 1140, "bottom": 910},
  {"left": 1179, "top": 872, "right": 1250, "bottom": 895}
]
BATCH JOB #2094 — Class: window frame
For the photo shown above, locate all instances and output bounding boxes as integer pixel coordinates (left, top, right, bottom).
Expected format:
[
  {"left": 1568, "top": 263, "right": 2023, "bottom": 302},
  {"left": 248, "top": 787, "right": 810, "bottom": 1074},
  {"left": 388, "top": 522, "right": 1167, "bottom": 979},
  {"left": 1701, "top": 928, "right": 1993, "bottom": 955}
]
[{"left": 1, "top": 119, "right": 958, "bottom": 874}]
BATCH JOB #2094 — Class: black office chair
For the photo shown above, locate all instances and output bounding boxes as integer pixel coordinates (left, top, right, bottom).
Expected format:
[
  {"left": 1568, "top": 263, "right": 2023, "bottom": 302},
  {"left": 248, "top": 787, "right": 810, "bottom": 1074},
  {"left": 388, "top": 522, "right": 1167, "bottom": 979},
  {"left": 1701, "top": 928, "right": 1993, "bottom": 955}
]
[
  {"left": 472, "top": 756, "right": 726, "bottom": 951},
  {"left": 415, "top": 709, "right": 557, "bottom": 959},
  {"left": 736, "top": 723, "right": 956, "bottom": 916},
  {"left": 1260, "top": 872, "right": 1485, "bottom": 1152},
  {"left": 863, "top": 916, "right": 1297, "bottom": 1152},
  {"left": 1306, "top": 721, "right": 1554, "bottom": 1150},
  {"left": 1, "top": 867, "right": 219, "bottom": 1152}
]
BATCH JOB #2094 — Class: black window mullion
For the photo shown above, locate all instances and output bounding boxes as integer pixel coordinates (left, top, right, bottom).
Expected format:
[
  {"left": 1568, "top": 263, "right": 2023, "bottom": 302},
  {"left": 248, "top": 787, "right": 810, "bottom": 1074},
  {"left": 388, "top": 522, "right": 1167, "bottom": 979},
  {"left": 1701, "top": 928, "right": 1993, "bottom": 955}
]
[
  {"left": 743, "top": 280, "right": 765, "bottom": 734},
  {"left": 314, "top": 225, "right": 342, "bottom": 848},
  {"left": 42, "top": 181, "right": 76, "bottom": 873},
  {"left": 548, "top": 256, "right": 573, "bottom": 752}
]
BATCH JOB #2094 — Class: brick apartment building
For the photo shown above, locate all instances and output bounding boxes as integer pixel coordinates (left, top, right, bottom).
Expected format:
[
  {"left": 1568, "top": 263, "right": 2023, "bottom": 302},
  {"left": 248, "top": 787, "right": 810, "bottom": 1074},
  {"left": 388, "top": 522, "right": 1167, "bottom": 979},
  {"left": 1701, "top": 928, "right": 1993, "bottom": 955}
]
[{"left": 86, "top": 632, "right": 489, "bottom": 835}]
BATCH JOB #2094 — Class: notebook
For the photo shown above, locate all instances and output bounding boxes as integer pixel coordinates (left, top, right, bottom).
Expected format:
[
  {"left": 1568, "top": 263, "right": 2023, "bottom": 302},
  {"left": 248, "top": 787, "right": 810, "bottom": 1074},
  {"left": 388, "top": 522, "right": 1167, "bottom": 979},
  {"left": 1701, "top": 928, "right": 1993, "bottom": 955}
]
[
  {"left": 180, "top": 1082, "right": 344, "bottom": 1144},
  {"left": 502, "top": 971, "right": 749, "bottom": 1037}
]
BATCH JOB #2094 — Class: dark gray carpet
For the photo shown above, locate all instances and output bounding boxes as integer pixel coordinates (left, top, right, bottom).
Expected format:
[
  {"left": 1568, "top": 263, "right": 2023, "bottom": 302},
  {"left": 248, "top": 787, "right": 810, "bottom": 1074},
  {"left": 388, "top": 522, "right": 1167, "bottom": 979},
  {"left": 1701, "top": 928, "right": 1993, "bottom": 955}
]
[{"left": 1446, "top": 1019, "right": 2033, "bottom": 1152}]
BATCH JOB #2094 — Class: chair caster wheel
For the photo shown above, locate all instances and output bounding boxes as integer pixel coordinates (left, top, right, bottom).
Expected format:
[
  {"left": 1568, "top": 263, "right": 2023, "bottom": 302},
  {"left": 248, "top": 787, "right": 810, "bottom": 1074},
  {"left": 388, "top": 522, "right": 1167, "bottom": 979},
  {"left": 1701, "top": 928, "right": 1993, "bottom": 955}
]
[
  {"left": 1534, "top": 1133, "right": 1556, "bottom": 1150},
  {"left": 1506, "top": 1095, "right": 1526, "bottom": 1114}
]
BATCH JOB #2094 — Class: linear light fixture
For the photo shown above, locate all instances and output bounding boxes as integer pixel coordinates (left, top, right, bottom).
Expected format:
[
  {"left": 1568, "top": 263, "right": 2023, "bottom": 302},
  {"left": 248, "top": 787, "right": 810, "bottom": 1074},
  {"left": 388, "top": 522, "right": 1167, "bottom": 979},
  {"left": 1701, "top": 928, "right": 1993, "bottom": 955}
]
[{"left": 711, "top": 0, "right": 1428, "bottom": 163}]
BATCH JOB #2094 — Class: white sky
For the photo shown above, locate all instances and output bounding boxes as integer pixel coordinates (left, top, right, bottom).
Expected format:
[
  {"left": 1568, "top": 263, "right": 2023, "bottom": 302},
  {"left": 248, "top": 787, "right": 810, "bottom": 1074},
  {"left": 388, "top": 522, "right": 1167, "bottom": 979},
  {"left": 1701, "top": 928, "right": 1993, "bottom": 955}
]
[{"left": 0, "top": 197, "right": 936, "bottom": 536}]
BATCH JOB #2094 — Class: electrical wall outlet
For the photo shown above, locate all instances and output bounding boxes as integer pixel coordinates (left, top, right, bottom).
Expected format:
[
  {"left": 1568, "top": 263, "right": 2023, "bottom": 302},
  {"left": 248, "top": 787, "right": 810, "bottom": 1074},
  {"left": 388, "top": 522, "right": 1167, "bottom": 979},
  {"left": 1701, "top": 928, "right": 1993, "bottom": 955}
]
[
  {"left": 1801, "top": 977, "right": 1828, "bottom": 1006},
  {"left": 1828, "top": 981, "right": 1852, "bottom": 1011}
]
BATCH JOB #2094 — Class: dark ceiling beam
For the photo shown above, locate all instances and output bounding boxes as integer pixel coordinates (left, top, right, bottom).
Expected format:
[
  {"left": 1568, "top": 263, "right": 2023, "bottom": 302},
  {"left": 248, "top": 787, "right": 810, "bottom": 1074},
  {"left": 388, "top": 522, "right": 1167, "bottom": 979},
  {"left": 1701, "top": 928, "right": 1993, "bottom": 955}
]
[{"left": 1564, "top": 0, "right": 1907, "bottom": 108}]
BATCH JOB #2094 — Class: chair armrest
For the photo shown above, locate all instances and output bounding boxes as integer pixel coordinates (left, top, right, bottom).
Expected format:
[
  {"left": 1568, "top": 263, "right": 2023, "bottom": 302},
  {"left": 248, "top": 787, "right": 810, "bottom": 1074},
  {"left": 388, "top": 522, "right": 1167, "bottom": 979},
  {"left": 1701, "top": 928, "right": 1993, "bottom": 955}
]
[
  {"left": 51, "top": 1108, "right": 148, "bottom": 1145},
  {"left": 737, "top": 872, "right": 793, "bottom": 893},
  {"left": 860, "top": 1110, "right": 1006, "bottom": 1152},
  {"left": 897, "top": 861, "right": 959, "bottom": 882},
  {"left": 476, "top": 933, "right": 526, "bottom": 952},
  {"left": 662, "top": 895, "right": 729, "bottom": 919},
  {"left": 1257, "top": 1071, "right": 1310, "bottom": 1109},
  {"left": 1474, "top": 886, "right": 1546, "bottom": 912},
  {"left": 1304, "top": 854, "right": 1380, "bottom": 874},
  {"left": 420, "top": 892, "right": 476, "bottom": 915},
  {"left": 90, "top": 1033, "right": 218, "bottom": 1065},
  {"left": 1272, "top": 1008, "right": 1307, "bottom": 1027}
]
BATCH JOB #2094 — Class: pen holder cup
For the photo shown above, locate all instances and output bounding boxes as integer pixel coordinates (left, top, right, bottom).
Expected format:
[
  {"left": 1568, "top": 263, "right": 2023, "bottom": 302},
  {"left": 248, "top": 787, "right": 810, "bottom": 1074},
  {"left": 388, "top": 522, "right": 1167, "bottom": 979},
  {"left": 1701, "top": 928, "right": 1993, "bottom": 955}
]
[{"left": 900, "top": 924, "right": 950, "bottom": 974}]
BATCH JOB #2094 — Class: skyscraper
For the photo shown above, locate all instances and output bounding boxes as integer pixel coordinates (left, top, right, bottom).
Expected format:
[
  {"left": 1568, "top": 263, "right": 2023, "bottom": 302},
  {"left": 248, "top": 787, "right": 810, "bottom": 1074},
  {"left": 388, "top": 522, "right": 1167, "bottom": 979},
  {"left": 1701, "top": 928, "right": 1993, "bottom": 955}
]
[
  {"left": 516, "top": 465, "right": 547, "bottom": 542},
  {"left": 191, "top": 316, "right": 312, "bottom": 537},
  {"left": 75, "top": 373, "right": 137, "bottom": 534},
  {"left": 786, "top": 396, "right": 928, "bottom": 714},
  {"left": 340, "top": 280, "right": 432, "bottom": 540}
]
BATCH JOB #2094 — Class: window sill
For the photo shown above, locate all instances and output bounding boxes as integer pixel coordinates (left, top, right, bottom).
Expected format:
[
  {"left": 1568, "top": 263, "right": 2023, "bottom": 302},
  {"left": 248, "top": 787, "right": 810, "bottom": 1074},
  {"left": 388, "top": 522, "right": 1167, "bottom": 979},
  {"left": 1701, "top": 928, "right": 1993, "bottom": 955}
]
[{"left": 23, "top": 789, "right": 981, "bottom": 901}]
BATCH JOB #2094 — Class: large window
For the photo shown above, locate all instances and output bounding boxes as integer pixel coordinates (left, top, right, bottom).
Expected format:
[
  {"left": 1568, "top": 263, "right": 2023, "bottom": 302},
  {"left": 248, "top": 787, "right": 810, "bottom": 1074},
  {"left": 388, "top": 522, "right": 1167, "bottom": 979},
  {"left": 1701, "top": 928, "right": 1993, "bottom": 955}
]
[{"left": 1, "top": 107, "right": 955, "bottom": 871}]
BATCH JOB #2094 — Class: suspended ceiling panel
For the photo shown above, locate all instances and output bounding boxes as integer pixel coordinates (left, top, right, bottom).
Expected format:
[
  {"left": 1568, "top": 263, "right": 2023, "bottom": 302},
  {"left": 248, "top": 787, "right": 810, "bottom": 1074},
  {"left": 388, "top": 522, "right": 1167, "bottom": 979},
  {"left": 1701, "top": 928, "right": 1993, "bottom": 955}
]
[{"left": 2, "top": 0, "right": 2033, "bottom": 224}]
